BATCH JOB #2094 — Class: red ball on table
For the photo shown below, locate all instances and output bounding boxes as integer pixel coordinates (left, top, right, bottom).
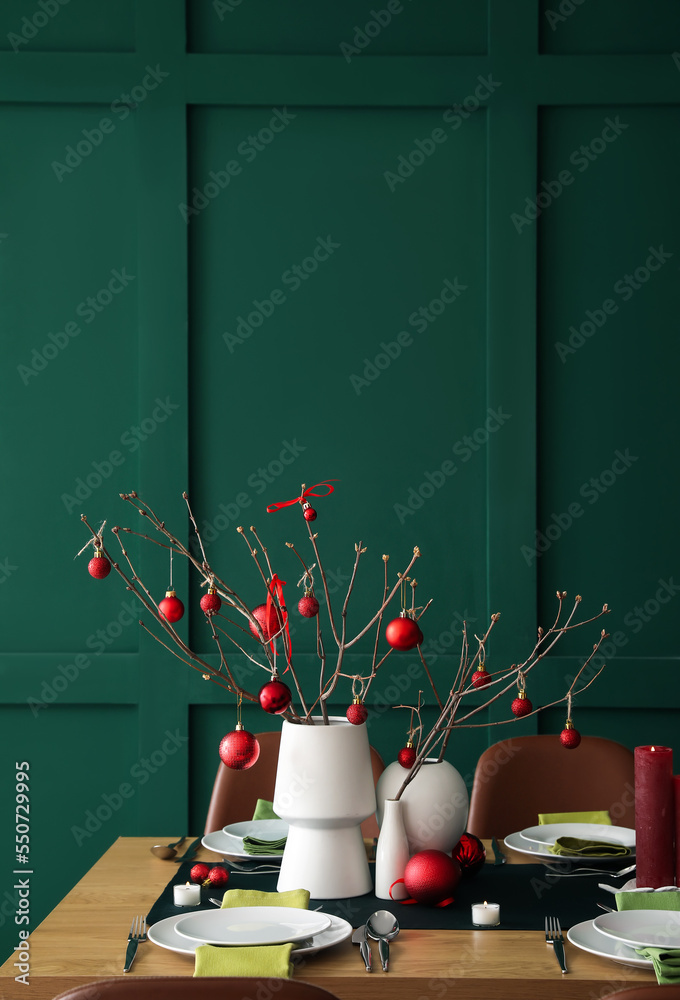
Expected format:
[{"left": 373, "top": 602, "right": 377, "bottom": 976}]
[
  {"left": 452, "top": 833, "right": 486, "bottom": 877},
  {"left": 403, "top": 850, "right": 462, "bottom": 906}
]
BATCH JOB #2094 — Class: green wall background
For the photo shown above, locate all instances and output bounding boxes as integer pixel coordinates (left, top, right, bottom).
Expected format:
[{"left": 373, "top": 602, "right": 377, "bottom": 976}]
[{"left": 1, "top": 0, "right": 679, "bottom": 965}]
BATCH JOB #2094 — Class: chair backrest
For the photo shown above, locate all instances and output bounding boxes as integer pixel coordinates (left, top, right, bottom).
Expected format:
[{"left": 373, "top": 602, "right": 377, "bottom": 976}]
[
  {"left": 53, "top": 977, "right": 342, "bottom": 1000},
  {"left": 466, "top": 735, "right": 635, "bottom": 839},
  {"left": 604, "top": 988, "right": 680, "bottom": 1000},
  {"left": 204, "top": 731, "right": 385, "bottom": 839}
]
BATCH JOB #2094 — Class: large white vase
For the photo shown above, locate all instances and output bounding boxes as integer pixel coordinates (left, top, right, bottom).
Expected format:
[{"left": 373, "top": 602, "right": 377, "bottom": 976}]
[
  {"left": 273, "top": 717, "right": 375, "bottom": 898},
  {"left": 375, "top": 757, "right": 469, "bottom": 854}
]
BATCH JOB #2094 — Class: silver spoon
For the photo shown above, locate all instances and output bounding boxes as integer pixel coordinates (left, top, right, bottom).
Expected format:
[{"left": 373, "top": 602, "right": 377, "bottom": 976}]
[
  {"left": 366, "top": 909, "right": 400, "bottom": 972},
  {"left": 150, "top": 836, "right": 187, "bottom": 860}
]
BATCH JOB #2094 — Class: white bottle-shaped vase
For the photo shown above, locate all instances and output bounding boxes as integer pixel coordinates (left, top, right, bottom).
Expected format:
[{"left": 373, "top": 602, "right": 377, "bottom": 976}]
[{"left": 375, "top": 798, "right": 410, "bottom": 900}]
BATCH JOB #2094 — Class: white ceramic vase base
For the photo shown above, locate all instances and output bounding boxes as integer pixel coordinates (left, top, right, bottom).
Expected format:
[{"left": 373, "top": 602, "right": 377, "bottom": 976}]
[{"left": 276, "top": 824, "right": 373, "bottom": 898}]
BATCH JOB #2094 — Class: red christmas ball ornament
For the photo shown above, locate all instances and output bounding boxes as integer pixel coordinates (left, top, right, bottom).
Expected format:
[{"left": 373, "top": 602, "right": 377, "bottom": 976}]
[
  {"left": 190, "top": 863, "right": 210, "bottom": 884},
  {"left": 471, "top": 667, "right": 491, "bottom": 688},
  {"left": 248, "top": 602, "right": 282, "bottom": 642},
  {"left": 346, "top": 697, "right": 368, "bottom": 725},
  {"left": 385, "top": 614, "right": 423, "bottom": 651},
  {"left": 206, "top": 866, "right": 229, "bottom": 888},
  {"left": 200, "top": 586, "right": 222, "bottom": 616},
  {"left": 298, "top": 594, "right": 320, "bottom": 618},
  {"left": 511, "top": 690, "right": 533, "bottom": 717},
  {"left": 402, "top": 850, "right": 462, "bottom": 906},
  {"left": 452, "top": 833, "right": 486, "bottom": 877},
  {"left": 302, "top": 502, "right": 317, "bottom": 521},
  {"left": 560, "top": 720, "right": 582, "bottom": 749},
  {"left": 88, "top": 550, "right": 111, "bottom": 579},
  {"left": 259, "top": 675, "right": 292, "bottom": 715},
  {"left": 218, "top": 724, "right": 260, "bottom": 770},
  {"left": 398, "top": 741, "right": 417, "bottom": 769},
  {"left": 159, "top": 589, "right": 184, "bottom": 623}
]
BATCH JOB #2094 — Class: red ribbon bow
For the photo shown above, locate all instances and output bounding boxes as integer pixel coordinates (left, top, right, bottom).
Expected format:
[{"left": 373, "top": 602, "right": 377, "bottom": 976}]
[
  {"left": 265, "top": 574, "right": 292, "bottom": 669},
  {"left": 266, "top": 480, "right": 338, "bottom": 513}
]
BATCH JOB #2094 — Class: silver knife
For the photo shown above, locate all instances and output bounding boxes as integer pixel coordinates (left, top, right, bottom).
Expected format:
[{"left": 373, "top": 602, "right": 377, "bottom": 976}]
[
  {"left": 351, "top": 925, "right": 372, "bottom": 971},
  {"left": 123, "top": 938, "right": 139, "bottom": 974},
  {"left": 552, "top": 938, "right": 568, "bottom": 974},
  {"left": 491, "top": 836, "right": 506, "bottom": 866}
]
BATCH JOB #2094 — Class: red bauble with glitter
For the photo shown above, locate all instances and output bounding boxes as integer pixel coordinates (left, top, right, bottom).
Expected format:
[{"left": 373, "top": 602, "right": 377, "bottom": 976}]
[
  {"left": 385, "top": 615, "right": 423, "bottom": 651},
  {"left": 346, "top": 700, "right": 368, "bottom": 725},
  {"left": 259, "top": 676, "right": 292, "bottom": 715},
  {"left": 560, "top": 722, "right": 581, "bottom": 749},
  {"left": 88, "top": 551, "right": 111, "bottom": 579},
  {"left": 398, "top": 744, "right": 417, "bottom": 768},
  {"left": 298, "top": 595, "right": 320, "bottom": 618},
  {"left": 452, "top": 833, "right": 486, "bottom": 877},
  {"left": 218, "top": 725, "right": 260, "bottom": 770},
  {"left": 511, "top": 691, "right": 532, "bottom": 717},
  {"left": 206, "top": 866, "right": 229, "bottom": 888},
  {"left": 159, "top": 590, "right": 184, "bottom": 623},
  {"left": 471, "top": 668, "right": 491, "bottom": 689},
  {"left": 403, "top": 850, "right": 462, "bottom": 906},
  {"left": 249, "top": 603, "right": 282, "bottom": 642},
  {"left": 200, "top": 587, "right": 222, "bottom": 616},
  {"left": 190, "top": 863, "right": 210, "bottom": 884},
  {"left": 302, "top": 503, "right": 317, "bottom": 521}
]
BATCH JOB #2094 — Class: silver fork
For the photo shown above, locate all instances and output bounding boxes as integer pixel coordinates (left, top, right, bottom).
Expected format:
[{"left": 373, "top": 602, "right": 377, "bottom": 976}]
[
  {"left": 223, "top": 858, "right": 281, "bottom": 874},
  {"left": 544, "top": 862, "right": 636, "bottom": 878},
  {"left": 545, "top": 916, "right": 568, "bottom": 974},
  {"left": 123, "top": 915, "right": 147, "bottom": 973}
]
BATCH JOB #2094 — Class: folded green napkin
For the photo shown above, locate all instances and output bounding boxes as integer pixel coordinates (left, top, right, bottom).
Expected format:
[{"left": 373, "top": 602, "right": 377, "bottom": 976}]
[
  {"left": 634, "top": 948, "right": 680, "bottom": 985},
  {"left": 548, "top": 837, "right": 630, "bottom": 857},
  {"left": 194, "top": 943, "right": 294, "bottom": 978},
  {"left": 252, "top": 798, "right": 281, "bottom": 821},
  {"left": 616, "top": 891, "right": 680, "bottom": 912},
  {"left": 221, "top": 888, "right": 310, "bottom": 910},
  {"left": 538, "top": 810, "right": 611, "bottom": 825}
]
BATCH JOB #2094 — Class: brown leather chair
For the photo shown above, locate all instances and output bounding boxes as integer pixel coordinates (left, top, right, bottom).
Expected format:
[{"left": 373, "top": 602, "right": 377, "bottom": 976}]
[
  {"left": 53, "top": 978, "right": 341, "bottom": 999},
  {"left": 605, "top": 989, "right": 680, "bottom": 999},
  {"left": 467, "top": 735, "right": 635, "bottom": 839},
  {"left": 204, "top": 731, "right": 385, "bottom": 839}
]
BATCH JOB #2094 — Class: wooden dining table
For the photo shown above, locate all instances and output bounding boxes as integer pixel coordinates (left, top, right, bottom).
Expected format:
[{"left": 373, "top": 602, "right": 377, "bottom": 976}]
[{"left": 0, "top": 836, "right": 655, "bottom": 1000}]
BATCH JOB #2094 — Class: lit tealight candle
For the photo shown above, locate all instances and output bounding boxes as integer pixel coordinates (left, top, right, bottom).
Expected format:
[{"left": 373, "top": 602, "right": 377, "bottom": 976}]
[
  {"left": 173, "top": 882, "right": 201, "bottom": 907},
  {"left": 472, "top": 901, "right": 500, "bottom": 927}
]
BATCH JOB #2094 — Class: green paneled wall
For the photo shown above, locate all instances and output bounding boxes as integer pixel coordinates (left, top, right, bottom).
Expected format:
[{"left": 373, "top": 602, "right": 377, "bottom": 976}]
[{"left": 1, "top": 0, "right": 679, "bottom": 967}]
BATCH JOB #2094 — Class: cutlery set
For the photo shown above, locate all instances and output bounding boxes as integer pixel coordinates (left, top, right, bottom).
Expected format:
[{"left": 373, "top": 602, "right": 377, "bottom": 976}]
[
  {"left": 123, "top": 915, "right": 147, "bottom": 973},
  {"left": 352, "top": 910, "right": 400, "bottom": 972}
]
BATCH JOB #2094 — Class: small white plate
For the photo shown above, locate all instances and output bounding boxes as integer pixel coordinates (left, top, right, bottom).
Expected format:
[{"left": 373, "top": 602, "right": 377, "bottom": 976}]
[
  {"left": 520, "top": 824, "right": 635, "bottom": 850},
  {"left": 222, "top": 820, "right": 288, "bottom": 843},
  {"left": 148, "top": 911, "right": 352, "bottom": 958},
  {"left": 567, "top": 919, "right": 653, "bottom": 969},
  {"left": 504, "top": 831, "right": 634, "bottom": 862},
  {"left": 594, "top": 910, "right": 680, "bottom": 950},
  {"left": 202, "top": 830, "right": 283, "bottom": 862},
  {"left": 174, "top": 906, "right": 331, "bottom": 946}
]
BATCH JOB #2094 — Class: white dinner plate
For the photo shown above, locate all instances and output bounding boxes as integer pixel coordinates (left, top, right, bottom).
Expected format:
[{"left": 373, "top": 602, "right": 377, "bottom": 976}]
[
  {"left": 148, "top": 911, "right": 352, "bottom": 958},
  {"left": 222, "top": 820, "right": 289, "bottom": 843},
  {"left": 593, "top": 910, "right": 680, "bottom": 950},
  {"left": 519, "top": 824, "right": 635, "bottom": 850},
  {"left": 202, "top": 829, "right": 284, "bottom": 862},
  {"left": 567, "top": 919, "right": 653, "bottom": 969},
  {"left": 504, "top": 830, "right": 635, "bottom": 863},
  {"left": 175, "top": 906, "right": 331, "bottom": 946}
]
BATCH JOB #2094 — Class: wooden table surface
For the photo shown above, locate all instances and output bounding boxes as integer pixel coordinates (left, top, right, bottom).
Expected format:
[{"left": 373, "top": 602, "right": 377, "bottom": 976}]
[{"left": 0, "top": 836, "right": 654, "bottom": 1000}]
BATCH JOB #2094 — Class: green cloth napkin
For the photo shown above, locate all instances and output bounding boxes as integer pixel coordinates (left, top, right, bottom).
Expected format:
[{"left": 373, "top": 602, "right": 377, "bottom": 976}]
[
  {"left": 244, "top": 799, "right": 286, "bottom": 854},
  {"left": 538, "top": 810, "right": 611, "bottom": 825},
  {"left": 194, "top": 943, "right": 294, "bottom": 978},
  {"left": 548, "top": 837, "right": 630, "bottom": 857},
  {"left": 616, "top": 891, "right": 680, "bottom": 912},
  {"left": 634, "top": 948, "right": 680, "bottom": 985},
  {"left": 221, "top": 887, "right": 310, "bottom": 909}
]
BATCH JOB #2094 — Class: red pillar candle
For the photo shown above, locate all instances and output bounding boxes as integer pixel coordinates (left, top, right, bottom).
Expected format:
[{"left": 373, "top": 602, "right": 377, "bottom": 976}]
[
  {"left": 675, "top": 775, "right": 680, "bottom": 887},
  {"left": 635, "top": 746, "right": 674, "bottom": 888}
]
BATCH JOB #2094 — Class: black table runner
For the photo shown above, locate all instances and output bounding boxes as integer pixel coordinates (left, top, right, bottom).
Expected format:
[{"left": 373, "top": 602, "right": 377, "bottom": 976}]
[{"left": 147, "top": 861, "right": 627, "bottom": 931}]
